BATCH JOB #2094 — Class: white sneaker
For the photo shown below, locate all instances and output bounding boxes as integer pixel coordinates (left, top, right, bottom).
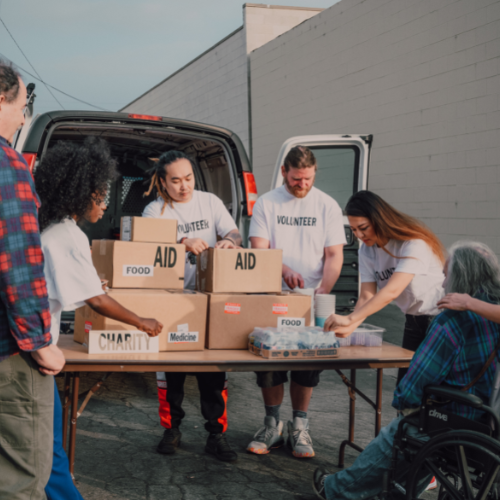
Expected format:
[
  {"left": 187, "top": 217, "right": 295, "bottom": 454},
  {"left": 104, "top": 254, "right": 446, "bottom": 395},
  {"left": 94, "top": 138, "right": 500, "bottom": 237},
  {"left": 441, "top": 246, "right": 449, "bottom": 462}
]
[
  {"left": 247, "top": 416, "right": 285, "bottom": 455},
  {"left": 287, "top": 417, "right": 315, "bottom": 458}
]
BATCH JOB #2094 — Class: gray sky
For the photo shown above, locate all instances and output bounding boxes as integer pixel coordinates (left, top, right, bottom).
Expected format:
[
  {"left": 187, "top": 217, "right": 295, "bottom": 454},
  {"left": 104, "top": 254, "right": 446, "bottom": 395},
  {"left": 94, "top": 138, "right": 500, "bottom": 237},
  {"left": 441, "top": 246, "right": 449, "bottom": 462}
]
[{"left": 0, "top": 0, "right": 337, "bottom": 116}]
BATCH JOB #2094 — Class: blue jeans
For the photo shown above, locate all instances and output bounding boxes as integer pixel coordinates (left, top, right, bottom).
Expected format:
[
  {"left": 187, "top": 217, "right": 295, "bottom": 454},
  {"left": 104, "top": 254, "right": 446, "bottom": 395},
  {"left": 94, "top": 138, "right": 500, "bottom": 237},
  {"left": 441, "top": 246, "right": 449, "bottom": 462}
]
[
  {"left": 324, "top": 416, "right": 432, "bottom": 500},
  {"left": 45, "top": 380, "right": 84, "bottom": 500}
]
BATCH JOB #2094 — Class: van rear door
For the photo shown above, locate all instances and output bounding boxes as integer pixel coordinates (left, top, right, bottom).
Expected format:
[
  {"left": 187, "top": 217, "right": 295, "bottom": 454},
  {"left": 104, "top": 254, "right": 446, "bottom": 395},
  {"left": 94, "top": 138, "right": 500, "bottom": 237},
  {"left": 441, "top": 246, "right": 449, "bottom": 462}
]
[{"left": 272, "top": 134, "right": 373, "bottom": 312}]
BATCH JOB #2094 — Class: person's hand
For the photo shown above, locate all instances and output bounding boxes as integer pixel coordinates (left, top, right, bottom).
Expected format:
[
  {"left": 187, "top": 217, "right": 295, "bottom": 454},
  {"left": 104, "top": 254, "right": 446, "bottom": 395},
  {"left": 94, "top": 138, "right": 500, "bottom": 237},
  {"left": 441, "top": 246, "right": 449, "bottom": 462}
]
[
  {"left": 324, "top": 313, "right": 354, "bottom": 333},
  {"left": 31, "top": 344, "right": 66, "bottom": 376},
  {"left": 183, "top": 238, "right": 209, "bottom": 256},
  {"left": 437, "top": 293, "right": 472, "bottom": 311},
  {"left": 215, "top": 238, "right": 237, "bottom": 249},
  {"left": 283, "top": 268, "right": 304, "bottom": 289},
  {"left": 332, "top": 325, "right": 357, "bottom": 338},
  {"left": 137, "top": 318, "right": 163, "bottom": 337},
  {"left": 315, "top": 286, "right": 330, "bottom": 295}
]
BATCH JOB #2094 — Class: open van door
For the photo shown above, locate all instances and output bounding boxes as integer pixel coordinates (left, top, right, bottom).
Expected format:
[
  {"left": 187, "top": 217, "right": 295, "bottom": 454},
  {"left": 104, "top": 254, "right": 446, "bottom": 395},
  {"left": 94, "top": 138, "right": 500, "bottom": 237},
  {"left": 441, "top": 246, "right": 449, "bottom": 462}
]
[{"left": 272, "top": 134, "right": 373, "bottom": 311}]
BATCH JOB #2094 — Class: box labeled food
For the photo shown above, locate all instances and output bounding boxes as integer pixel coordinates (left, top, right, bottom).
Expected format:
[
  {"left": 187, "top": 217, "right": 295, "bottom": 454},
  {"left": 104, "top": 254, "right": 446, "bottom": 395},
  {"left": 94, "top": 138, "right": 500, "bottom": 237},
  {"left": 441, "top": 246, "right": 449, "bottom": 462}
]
[
  {"left": 74, "top": 288, "right": 207, "bottom": 351},
  {"left": 196, "top": 248, "right": 282, "bottom": 293},
  {"left": 120, "top": 216, "right": 177, "bottom": 244},
  {"left": 92, "top": 240, "right": 185, "bottom": 289},
  {"left": 85, "top": 330, "right": 159, "bottom": 354},
  {"left": 249, "top": 342, "right": 339, "bottom": 359},
  {"left": 205, "top": 292, "right": 312, "bottom": 349}
]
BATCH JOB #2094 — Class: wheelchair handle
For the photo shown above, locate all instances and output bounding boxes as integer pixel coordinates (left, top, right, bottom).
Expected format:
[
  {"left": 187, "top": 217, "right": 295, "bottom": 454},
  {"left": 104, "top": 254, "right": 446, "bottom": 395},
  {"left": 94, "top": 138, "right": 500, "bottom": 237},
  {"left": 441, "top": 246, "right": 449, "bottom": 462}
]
[{"left": 424, "top": 385, "right": 483, "bottom": 408}]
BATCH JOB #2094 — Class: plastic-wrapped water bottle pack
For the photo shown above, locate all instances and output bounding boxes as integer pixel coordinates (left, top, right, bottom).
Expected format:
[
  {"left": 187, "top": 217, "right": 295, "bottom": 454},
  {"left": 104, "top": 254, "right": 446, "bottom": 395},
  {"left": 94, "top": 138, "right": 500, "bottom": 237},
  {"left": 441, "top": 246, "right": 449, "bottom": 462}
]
[{"left": 249, "top": 326, "right": 339, "bottom": 351}]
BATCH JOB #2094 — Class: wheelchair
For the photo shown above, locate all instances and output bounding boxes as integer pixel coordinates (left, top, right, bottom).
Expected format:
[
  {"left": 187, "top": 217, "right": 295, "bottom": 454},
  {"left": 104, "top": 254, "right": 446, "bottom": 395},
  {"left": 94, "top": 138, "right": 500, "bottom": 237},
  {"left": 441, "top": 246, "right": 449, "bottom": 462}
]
[{"left": 382, "top": 385, "right": 500, "bottom": 500}]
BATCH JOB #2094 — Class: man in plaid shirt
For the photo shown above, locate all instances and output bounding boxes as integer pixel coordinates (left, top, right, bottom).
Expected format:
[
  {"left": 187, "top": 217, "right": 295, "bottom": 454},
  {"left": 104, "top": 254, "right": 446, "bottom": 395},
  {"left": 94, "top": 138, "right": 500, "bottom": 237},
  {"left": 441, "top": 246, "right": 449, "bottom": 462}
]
[
  {"left": 313, "top": 240, "right": 500, "bottom": 500},
  {"left": 0, "top": 61, "right": 65, "bottom": 500}
]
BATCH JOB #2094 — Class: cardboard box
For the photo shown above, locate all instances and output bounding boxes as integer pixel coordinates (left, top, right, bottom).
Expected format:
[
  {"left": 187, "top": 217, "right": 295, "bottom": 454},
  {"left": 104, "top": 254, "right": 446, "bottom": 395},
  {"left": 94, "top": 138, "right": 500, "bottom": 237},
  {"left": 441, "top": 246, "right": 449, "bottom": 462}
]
[
  {"left": 92, "top": 240, "right": 185, "bottom": 289},
  {"left": 249, "top": 342, "right": 339, "bottom": 359},
  {"left": 120, "top": 216, "right": 177, "bottom": 244},
  {"left": 205, "top": 292, "right": 312, "bottom": 349},
  {"left": 197, "top": 248, "right": 282, "bottom": 293},
  {"left": 74, "top": 289, "right": 207, "bottom": 351}
]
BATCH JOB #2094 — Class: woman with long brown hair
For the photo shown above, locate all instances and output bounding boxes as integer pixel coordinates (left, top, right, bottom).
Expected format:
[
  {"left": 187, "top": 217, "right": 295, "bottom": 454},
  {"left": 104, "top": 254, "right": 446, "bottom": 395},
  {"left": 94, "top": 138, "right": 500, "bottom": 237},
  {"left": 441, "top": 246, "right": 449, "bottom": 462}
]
[{"left": 325, "top": 190, "right": 446, "bottom": 383}]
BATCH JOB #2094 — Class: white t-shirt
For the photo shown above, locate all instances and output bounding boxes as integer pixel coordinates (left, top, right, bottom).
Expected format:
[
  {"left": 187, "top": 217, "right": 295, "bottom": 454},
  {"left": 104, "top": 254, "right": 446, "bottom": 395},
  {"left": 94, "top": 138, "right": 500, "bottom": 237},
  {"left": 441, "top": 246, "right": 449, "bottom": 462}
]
[
  {"left": 249, "top": 185, "right": 346, "bottom": 290},
  {"left": 359, "top": 239, "right": 445, "bottom": 316},
  {"left": 142, "top": 190, "right": 237, "bottom": 289},
  {"left": 41, "top": 218, "right": 104, "bottom": 344}
]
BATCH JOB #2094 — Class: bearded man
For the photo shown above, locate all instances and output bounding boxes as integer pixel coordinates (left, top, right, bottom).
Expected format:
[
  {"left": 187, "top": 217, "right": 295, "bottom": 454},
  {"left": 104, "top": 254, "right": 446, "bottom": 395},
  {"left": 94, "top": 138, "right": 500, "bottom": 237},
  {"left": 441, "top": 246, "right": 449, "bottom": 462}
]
[{"left": 247, "top": 145, "right": 346, "bottom": 458}]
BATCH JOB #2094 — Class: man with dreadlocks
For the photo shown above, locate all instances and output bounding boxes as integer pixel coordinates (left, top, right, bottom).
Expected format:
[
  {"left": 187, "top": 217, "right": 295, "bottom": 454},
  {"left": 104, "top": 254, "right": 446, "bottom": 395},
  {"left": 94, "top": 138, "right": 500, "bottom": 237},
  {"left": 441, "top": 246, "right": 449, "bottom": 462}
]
[{"left": 143, "top": 150, "right": 242, "bottom": 462}]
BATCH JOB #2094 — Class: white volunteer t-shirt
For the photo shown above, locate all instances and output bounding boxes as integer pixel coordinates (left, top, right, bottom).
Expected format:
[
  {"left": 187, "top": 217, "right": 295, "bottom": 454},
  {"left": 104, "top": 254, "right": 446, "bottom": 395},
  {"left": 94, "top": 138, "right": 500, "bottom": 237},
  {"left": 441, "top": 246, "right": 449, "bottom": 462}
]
[
  {"left": 249, "top": 185, "right": 346, "bottom": 290},
  {"left": 359, "top": 239, "right": 444, "bottom": 316},
  {"left": 41, "top": 218, "right": 104, "bottom": 344},
  {"left": 142, "top": 190, "right": 237, "bottom": 289}
]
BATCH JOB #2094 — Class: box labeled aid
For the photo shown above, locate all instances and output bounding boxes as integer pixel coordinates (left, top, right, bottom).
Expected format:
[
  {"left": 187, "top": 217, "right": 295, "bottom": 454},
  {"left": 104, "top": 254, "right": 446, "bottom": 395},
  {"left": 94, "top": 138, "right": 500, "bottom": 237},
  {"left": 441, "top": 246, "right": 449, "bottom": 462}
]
[
  {"left": 196, "top": 248, "right": 282, "bottom": 293},
  {"left": 120, "top": 216, "right": 178, "bottom": 244},
  {"left": 74, "top": 289, "right": 207, "bottom": 351},
  {"left": 205, "top": 292, "right": 312, "bottom": 349},
  {"left": 92, "top": 240, "right": 185, "bottom": 289}
]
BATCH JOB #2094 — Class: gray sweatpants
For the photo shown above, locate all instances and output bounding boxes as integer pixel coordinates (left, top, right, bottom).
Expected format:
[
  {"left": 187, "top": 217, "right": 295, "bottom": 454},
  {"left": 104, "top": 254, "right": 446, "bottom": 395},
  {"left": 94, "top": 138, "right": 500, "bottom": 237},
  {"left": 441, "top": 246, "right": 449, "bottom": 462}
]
[{"left": 0, "top": 351, "right": 54, "bottom": 500}]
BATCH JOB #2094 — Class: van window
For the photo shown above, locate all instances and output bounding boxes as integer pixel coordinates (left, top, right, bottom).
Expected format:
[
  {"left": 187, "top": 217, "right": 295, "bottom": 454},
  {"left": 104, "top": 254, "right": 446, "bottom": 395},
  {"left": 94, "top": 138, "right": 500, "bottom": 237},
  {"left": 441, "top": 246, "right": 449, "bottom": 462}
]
[{"left": 310, "top": 146, "right": 358, "bottom": 209}]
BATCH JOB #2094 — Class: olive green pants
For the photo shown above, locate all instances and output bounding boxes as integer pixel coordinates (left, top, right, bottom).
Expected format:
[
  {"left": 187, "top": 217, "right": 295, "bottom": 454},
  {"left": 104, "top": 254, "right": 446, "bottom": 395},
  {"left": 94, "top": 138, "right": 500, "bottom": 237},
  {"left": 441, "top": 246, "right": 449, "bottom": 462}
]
[{"left": 0, "top": 351, "right": 54, "bottom": 500}]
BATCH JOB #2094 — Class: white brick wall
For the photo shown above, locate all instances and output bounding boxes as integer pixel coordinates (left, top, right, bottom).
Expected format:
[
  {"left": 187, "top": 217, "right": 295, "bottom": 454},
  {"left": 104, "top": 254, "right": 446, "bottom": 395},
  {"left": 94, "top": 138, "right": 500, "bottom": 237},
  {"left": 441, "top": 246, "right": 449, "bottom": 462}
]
[
  {"left": 122, "top": 28, "right": 250, "bottom": 152},
  {"left": 250, "top": 0, "right": 500, "bottom": 254}
]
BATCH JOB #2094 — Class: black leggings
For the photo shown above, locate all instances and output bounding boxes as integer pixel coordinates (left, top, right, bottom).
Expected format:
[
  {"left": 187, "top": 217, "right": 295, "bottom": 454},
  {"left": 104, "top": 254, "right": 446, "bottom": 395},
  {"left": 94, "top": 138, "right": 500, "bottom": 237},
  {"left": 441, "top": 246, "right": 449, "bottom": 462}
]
[{"left": 397, "top": 314, "right": 433, "bottom": 385}]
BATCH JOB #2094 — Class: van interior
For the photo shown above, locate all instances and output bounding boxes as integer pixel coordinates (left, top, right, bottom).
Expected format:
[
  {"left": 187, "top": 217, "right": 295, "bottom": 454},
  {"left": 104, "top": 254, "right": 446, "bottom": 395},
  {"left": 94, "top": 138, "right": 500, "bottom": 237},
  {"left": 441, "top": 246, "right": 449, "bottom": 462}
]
[{"left": 43, "top": 124, "right": 236, "bottom": 243}]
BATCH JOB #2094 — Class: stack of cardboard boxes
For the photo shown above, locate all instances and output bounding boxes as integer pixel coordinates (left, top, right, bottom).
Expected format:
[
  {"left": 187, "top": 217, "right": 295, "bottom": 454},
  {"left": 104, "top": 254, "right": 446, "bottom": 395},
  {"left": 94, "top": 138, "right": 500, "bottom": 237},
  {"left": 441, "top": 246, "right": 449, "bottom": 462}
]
[
  {"left": 74, "top": 217, "right": 208, "bottom": 352},
  {"left": 197, "top": 248, "right": 312, "bottom": 350},
  {"left": 74, "top": 216, "right": 313, "bottom": 354}
]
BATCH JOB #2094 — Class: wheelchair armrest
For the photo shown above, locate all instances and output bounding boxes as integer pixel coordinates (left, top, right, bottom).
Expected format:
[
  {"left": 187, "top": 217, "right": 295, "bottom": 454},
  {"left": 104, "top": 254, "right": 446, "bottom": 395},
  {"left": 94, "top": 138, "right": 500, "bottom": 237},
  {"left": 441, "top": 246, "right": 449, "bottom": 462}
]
[{"left": 424, "top": 385, "right": 484, "bottom": 409}]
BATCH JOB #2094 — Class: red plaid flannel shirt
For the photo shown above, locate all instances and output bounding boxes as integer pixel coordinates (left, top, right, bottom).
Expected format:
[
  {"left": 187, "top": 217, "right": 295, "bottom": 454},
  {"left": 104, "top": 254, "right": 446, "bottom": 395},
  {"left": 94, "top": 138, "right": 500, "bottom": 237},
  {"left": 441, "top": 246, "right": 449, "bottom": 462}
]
[{"left": 0, "top": 135, "right": 51, "bottom": 361}]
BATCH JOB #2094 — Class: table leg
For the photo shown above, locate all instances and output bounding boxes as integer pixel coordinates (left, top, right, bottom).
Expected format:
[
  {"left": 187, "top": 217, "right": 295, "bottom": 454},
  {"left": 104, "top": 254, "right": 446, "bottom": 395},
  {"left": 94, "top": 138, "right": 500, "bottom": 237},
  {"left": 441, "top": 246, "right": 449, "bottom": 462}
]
[
  {"left": 62, "top": 372, "right": 71, "bottom": 451},
  {"left": 375, "top": 368, "right": 383, "bottom": 436},
  {"left": 339, "top": 369, "right": 364, "bottom": 467},
  {"left": 68, "top": 372, "right": 80, "bottom": 475}
]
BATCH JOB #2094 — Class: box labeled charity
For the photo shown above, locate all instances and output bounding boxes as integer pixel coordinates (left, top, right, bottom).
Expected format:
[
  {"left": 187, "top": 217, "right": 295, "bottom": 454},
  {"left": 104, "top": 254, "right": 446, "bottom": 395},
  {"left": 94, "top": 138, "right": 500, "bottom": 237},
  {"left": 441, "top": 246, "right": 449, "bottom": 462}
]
[
  {"left": 120, "top": 216, "right": 177, "bottom": 244},
  {"left": 248, "top": 326, "right": 339, "bottom": 359},
  {"left": 205, "top": 292, "right": 312, "bottom": 349},
  {"left": 92, "top": 240, "right": 185, "bottom": 289},
  {"left": 74, "top": 288, "right": 207, "bottom": 351},
  {"left": 196, "top": 248, "right": 282, "bottom": 293},
  {"left": 85, "top": 330, "right": 159, "bottom": 354}
]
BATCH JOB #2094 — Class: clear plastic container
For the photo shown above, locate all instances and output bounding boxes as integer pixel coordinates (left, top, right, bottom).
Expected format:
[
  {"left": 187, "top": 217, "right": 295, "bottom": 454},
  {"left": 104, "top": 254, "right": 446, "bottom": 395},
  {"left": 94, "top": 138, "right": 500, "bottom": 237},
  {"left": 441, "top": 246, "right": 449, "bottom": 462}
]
[
  {"left": 351, "top": 324, "right": 385, "bottom": 347},
  {"left": 336, "top": 336, "right": 352, "bottom": 347}
]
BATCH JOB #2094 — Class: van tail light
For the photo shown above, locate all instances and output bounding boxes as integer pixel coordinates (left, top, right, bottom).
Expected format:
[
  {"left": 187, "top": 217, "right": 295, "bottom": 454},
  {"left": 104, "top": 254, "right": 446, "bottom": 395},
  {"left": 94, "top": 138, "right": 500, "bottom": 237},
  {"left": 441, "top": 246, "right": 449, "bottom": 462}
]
[
  {"left": 242, "top": 172, "right": 258, "bottom": 216},
  {"left": 128, "top": 114, "right": 162, "bottom": 122},
  {"left": 22, "top": 153, "right": 37, "bottom": 173}
]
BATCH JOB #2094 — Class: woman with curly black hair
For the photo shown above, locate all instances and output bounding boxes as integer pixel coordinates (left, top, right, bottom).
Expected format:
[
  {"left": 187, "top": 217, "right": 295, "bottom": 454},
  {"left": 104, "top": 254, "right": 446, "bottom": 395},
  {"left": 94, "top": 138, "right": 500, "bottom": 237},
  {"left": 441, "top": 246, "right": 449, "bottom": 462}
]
[{"left": 35, "top": 137, "right": 163, "bottom": 500}]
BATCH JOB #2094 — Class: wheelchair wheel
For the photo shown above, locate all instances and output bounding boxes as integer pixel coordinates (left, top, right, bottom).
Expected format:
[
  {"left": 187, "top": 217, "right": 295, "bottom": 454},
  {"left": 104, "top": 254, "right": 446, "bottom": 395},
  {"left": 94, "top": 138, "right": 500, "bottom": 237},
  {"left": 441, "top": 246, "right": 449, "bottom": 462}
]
[{"left": 405, "top": 430, "right": 500, "bottom": 500}]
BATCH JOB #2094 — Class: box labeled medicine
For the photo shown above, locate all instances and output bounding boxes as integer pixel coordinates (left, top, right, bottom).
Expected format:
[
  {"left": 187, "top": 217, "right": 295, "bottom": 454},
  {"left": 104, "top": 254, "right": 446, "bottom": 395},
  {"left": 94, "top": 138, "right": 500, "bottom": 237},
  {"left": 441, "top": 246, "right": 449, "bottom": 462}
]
[
  {"left": 196, "top": 248, "right": 282, "bottom": 293},
  {"left": 74, "top": 288, "right": 207, "bottom": 351},
  {"left": 205, "top": 292, "right": 312, "bottom": 349},
  {"left": 92, "top": 240, "right": 185, "bottom": 289},
  {"left": 120, "top": 216, "right": 177, "bottom": 244}
]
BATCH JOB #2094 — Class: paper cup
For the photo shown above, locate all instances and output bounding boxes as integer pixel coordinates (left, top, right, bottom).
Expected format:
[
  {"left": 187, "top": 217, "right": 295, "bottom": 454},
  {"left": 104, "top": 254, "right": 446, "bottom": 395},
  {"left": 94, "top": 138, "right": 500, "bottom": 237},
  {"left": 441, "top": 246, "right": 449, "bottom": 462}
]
[{"left": 315, "top": 316, "right": 328, "bottom": 328}]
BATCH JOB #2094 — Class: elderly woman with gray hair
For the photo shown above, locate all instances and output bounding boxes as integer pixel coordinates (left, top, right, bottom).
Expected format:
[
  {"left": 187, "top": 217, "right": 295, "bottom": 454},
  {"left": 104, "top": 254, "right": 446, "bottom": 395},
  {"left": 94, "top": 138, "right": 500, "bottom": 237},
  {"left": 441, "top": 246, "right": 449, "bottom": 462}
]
[
  {"left": 438, "top": 241, "right": 500, "bottom": 322},
  {"left": 313, "top": 240, "right": 500, "bottom": 500}
]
